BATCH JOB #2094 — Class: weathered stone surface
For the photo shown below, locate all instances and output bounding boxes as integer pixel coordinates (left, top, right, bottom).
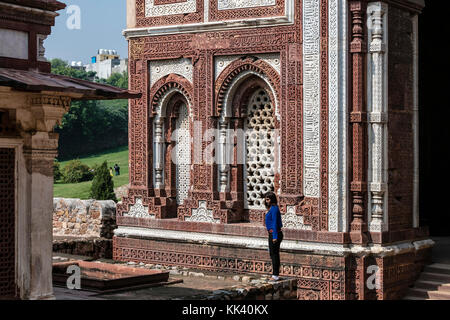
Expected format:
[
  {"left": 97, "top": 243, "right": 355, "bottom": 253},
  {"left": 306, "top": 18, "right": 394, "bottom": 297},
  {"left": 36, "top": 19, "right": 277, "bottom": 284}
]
[
  {"left": 53, "top": 198, "right": 117, "bottom": 238},
  {"left": 52, "top": 238, "right": 113, "bottom": 259}
]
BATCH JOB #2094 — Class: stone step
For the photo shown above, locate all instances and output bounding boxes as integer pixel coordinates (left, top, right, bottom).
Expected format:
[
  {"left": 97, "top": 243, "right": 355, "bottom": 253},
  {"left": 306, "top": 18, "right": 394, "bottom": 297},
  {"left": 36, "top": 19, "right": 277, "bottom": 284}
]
[
  {"left": 414, "top": 280, "right": 450, "bottom": 292},
  {"left": 406, "top": 288, "right": 450, "bottom": 300},
  {"left": 419, "top": 272, "right": 450, "bottom": 283},
  {"left": 425, "top": 263, "right": 450, "bottom": 275}
]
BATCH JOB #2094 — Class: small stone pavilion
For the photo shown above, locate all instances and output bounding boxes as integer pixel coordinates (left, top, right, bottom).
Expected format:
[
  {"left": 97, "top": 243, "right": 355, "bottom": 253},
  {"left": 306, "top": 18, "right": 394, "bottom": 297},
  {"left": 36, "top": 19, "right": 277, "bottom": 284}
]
[
  {"left": 114, "top": 0, "right": 433, "bottom": 299},
  {"left": 0, "top": 0, "right": 138, "bottom": 299}
]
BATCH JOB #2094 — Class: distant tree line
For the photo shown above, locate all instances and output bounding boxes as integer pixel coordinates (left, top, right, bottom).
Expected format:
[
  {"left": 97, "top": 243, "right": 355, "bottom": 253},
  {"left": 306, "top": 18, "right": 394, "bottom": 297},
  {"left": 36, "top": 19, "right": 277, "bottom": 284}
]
[{"left": 51, "top": 59, "right": 129, "bottom": 160}]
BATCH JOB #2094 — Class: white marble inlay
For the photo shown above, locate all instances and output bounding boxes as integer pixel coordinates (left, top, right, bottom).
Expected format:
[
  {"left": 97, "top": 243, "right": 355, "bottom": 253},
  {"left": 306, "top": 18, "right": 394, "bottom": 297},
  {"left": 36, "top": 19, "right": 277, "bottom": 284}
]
[
  {"left": 145, "top": 0, "right": 196, "bottom": 17},
  {"left": 367, "top": 2, "right": 389, "bottom": 233},
  {"left": 186, "top": 201, "right": 220, "bottom": 223},
  {"left": 282, "top": 206, "right": 312, "bottom": 230},
  {"left": 302, "top": 0, "right": 321, "bottom": 198},
  {"left": 123, "top": 198, "right": 155, "bottom": 219},
  {"left": 115, "top": 226, "right": 435, "bottom": 255},
  {"left": 328, "top": 0, "right": 349, "bottom": 232},
  {"left": 218, "top": 0, "right": 276, "bottom": 10},
  {"left": 175, "top": 105, "right": 191, "bottom": 205},
  {"left": 150, "top": 58, "right": 193, "bottom": 88}
]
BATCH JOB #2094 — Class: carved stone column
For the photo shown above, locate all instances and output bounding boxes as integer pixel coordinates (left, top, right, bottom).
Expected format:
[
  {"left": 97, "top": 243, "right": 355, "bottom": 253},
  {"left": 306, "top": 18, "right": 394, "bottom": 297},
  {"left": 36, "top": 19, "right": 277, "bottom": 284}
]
[
  {"left": 23, "top": 134, "right": 58, "bottom": 299},
  {"left": 349, "top": 0, "right": 369, "bottom": 244},
  {"left": 153, "top": 118, "right": 165, "bottom": 189},
  {"left": 218, "top": 120, "right": 230, "bottom": 192},
  {"left": 19, "top": 94, "right": 70, "bottom": 299},
  {"left": 367, "top": 2, "right": 388, "bottom": 232}
]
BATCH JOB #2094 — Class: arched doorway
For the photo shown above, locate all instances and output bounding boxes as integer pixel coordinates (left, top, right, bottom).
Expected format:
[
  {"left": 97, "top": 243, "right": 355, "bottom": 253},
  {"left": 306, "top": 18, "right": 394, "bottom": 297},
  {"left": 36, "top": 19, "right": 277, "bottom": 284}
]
[
  {"left": 153, "top": 90, "right": 192, "bottom": 210},
  {"left": 216, "top": 65, "right": 280, "bottom": 221}
]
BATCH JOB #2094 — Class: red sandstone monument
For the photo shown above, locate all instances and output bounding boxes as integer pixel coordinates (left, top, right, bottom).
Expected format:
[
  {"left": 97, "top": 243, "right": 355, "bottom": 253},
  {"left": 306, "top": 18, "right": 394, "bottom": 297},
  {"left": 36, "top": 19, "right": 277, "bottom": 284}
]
[{"left": 113, "top": 0, "right": 433, "bottom": 300}]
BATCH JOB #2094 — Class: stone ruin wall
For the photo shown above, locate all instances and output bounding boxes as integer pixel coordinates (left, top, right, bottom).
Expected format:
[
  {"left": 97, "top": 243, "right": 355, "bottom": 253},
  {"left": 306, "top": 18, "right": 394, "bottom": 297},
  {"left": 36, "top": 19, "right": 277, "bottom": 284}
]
[{"left": 53, "top": 198, "right": 117, "bottom": 239}]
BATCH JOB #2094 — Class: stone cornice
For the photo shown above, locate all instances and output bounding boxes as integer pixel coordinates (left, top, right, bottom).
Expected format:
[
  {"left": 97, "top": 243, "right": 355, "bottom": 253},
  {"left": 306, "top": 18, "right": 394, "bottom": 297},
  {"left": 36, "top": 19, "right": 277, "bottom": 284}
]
[
  {"left": 124, "top": 16, "right": 294, "bottom": 38},
  {"left": 0, "top": 1, "right": 59, "bottom": 27}
]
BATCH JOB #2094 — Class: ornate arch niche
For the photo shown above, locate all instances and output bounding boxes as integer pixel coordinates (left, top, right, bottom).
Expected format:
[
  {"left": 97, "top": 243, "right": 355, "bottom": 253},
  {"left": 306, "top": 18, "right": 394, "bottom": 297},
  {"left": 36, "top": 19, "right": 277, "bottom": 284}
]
[
  {"left": 150, "top": 74, "right": 193, "bottom": 215},
  {"left": 215, "top": 57, "right": 281, "bottom": 222}
]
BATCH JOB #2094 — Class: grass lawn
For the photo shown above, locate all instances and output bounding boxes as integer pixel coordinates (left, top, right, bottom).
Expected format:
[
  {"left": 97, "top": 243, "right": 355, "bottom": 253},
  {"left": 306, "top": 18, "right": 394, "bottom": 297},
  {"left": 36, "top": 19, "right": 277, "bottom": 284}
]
[{"left": 54, "top": 145, "right": 129, "bottom": 199}]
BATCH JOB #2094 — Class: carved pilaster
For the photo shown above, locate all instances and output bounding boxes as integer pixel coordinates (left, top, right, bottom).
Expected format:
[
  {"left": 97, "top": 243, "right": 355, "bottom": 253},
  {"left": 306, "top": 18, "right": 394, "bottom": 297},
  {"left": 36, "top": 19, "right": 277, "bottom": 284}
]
[
  {"left": 349, "top": 0, "right": 369, "bottom": 243},
  {"left": 153, "top": 118, "right": 164, "bottom": 189},
  {"left": 218, "top": 120, "right": 230, "bottom": 192},
  {"left": 37, "top": 34, "right": 48, "bottom": 62},
  {"left": 22, "top": 130, "right": 60, "bottom": 300},
  {"left": 367, "top": 2, "right": 388, "bottom": 232}
]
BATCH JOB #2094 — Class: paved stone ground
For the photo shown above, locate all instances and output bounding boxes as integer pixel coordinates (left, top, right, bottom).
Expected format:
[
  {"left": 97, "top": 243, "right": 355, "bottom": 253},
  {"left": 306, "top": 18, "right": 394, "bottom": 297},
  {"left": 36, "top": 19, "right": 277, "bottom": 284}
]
[
  {"left": 54, "top": 276, "right": 243, "bottom": 300},
  {"left": 52, "top": 254, "right": 278, "bottom": 300}
]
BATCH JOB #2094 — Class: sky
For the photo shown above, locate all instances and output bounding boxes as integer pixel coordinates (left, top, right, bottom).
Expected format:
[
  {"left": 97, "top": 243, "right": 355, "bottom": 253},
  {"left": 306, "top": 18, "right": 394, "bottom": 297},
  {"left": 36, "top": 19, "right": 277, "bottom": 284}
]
[{"left": 45, "top": 0, "right": 128, "bottom": 65}]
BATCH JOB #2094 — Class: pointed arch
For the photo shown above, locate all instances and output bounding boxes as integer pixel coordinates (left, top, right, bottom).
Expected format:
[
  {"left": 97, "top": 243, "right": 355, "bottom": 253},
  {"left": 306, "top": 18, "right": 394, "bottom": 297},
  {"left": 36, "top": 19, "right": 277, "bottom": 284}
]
[
  {"left": 150, "top": 73, "right": 193, "bottom": 118},
  {"left": 214, "top": 56, "right": 280, "bottom": 118}
]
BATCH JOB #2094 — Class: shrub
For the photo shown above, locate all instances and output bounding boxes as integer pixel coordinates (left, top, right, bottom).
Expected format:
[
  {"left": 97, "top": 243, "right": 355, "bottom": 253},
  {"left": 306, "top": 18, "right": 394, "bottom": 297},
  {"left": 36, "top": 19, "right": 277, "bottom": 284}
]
[
  {"left": 90, "top": 161, "right": 117, "bottom": 202},
  {"left": 62, "top": 159, "right": 94, "bottom": 183},
  {"left": 54, "top": 160, "right": 62, "bottom": 181}
]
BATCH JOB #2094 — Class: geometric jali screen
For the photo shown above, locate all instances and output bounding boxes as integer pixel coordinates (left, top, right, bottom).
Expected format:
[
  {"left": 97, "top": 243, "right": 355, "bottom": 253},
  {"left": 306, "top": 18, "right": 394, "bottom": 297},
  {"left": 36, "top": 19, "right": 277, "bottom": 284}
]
[
  {"left": 0, "top": 148, "right": 16, "bottom": 298},
  {"left": 244, "top": 89, "right": 276, "bottom": 209}
]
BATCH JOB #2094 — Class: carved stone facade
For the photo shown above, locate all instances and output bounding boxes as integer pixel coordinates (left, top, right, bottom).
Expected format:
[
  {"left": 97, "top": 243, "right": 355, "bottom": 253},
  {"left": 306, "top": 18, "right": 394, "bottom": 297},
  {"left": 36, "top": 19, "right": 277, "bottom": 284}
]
[{"left": 116, "top": 0, "right": 431, "bottom": 300}]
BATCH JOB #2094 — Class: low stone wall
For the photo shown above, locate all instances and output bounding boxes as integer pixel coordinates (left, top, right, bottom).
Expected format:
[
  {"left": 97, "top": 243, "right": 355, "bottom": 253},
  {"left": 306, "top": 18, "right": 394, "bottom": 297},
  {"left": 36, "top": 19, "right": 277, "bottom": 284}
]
[
  {"left": 53, "top": 238, "right": 113, "bottom": 259},
  {"left": 53, "top": 198, "right": 117, "bottom": 238}
]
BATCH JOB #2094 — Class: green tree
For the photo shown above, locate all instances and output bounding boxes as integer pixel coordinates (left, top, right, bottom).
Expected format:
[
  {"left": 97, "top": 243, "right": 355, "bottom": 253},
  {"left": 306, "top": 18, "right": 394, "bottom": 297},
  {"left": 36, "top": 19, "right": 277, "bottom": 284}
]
[
  {"left": 50, "top": 59, "right": 129, "bottom": 160},
  {"left": 54, "top": 160, "right": 62, "bottom": 182},
  {"left": 62, "top": 159, "right": 94, "bottom": 183},
  {"left": 98, "top": 71, "right": 128, "bottom": 89},
  {"left": 50, "top": 58, "right": 96, "bottom": 80},
  {"left": 90, "top": 161, "right": 117, "bottom": 201}
]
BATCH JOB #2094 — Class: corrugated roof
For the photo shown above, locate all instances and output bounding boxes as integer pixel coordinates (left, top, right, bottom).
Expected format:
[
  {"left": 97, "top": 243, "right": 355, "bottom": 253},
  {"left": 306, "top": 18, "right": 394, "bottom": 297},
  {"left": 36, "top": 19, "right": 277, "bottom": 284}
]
[{"left": 0, "top": 68, "right": 140, "bottom": 100}]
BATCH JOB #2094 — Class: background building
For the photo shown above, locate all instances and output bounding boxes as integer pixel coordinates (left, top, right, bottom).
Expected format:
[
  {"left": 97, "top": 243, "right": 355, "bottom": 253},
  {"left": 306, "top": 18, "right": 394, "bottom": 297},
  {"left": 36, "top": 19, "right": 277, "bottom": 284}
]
[{"left": 85, "top": 49, "right": 128, "bottom": 79}]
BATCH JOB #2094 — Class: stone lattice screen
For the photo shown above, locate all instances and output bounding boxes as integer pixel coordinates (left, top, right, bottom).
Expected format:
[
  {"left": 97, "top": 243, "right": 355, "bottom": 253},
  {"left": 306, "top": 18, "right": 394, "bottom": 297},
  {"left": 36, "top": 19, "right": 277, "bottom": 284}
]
[{"left": 53, "top": 198, "right": 117, "bottom": 238}]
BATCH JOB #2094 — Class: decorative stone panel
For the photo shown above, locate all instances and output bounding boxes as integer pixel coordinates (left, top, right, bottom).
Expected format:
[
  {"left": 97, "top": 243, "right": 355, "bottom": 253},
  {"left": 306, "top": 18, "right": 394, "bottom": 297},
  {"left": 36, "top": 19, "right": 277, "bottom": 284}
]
[
  {"left": 145, "top": 0, "right": 197, "bottom": 17},
  {"left": 302, "top": 0, "right": 321, "bottom": 199},
  {"left": 185, "top": 201, "right": 221, "bottom": 223},
  {"left": 123, "top": 198, "right": 155, "bottom": 219},
  {"left": 150, "top": 58, "right": 193, "bottom": 88},
  {"left": 282, "top": 206, "right": 313, "bottom": 230},
  {"left": 175, "top": 104, "right": 191, "bottom": 205},
  {"left": 244, "top": 89, "right": 276, "bottom": 209},
  {"left": 218, "top": 0, "right": 276, "bottom": 10}
]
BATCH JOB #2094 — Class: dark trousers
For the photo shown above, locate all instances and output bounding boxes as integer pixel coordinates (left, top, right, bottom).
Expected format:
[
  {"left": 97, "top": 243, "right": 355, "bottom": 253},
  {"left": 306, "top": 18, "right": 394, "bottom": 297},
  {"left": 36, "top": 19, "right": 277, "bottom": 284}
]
[{"left": 268, "top": 231, "right": 283, "bottom": 276}]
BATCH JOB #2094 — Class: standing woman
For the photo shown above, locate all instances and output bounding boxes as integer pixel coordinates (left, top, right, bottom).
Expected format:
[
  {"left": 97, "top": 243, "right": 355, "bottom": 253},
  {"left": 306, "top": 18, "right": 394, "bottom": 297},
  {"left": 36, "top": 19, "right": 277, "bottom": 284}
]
[{"left": 264, "top": 192, "right": 283, "bottom": 281}]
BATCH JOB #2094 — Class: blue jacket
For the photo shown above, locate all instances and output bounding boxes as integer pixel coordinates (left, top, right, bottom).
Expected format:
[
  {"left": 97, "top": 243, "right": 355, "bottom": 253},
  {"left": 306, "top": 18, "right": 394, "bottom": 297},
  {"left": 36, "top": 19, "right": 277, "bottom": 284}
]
[{"left": 265, "top": 205, "right": 283, "bottom": 240}]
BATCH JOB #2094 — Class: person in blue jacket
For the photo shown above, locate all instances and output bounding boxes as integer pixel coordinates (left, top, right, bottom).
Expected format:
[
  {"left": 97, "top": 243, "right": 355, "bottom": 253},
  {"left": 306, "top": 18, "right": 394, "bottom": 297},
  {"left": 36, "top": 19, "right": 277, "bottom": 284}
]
[{"left": 264, "top": 192, "right": 283, "bottom": 281}]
